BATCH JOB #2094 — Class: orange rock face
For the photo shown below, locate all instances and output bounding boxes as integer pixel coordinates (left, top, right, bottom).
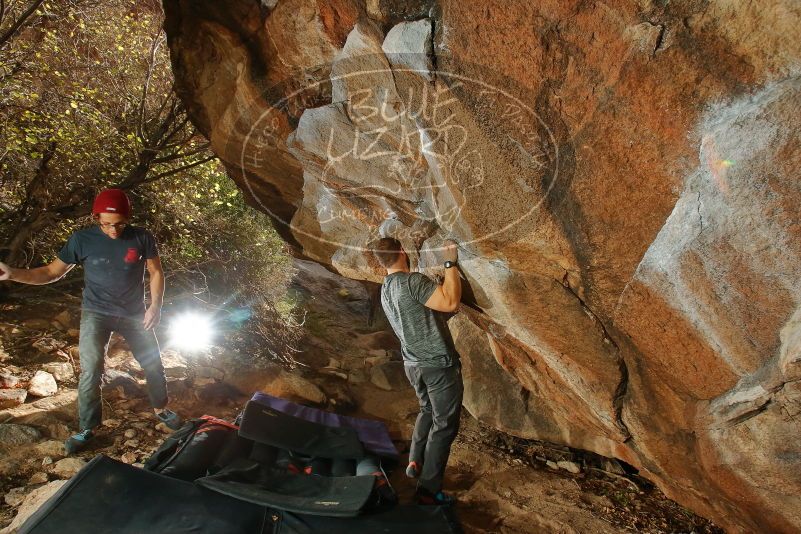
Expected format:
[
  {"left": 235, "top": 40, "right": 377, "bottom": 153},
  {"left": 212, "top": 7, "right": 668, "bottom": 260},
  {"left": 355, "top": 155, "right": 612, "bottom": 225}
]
[{"left": 162, "top": 1, "right": 801, "bottom": 530}]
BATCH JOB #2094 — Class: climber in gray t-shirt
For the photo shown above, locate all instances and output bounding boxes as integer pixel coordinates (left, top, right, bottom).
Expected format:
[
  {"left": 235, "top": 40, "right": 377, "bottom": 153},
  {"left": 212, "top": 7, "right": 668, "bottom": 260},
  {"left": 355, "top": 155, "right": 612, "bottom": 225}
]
[
  {"left": 374, "top": 237, "right": 463, "bottom": 506},
  {"left": 380, "top": 270, "right": 458, "bottom": 368}
]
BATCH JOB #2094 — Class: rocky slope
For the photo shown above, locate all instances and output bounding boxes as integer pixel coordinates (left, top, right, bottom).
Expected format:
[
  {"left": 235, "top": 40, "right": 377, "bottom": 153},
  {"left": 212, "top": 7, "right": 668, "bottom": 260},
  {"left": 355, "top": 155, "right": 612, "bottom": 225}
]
[
  {"left": 161, "top": 1, "right": 801, "bottom": 531},
  {"left": 0, "top": 262, "right": 718, "bottom": 533}
]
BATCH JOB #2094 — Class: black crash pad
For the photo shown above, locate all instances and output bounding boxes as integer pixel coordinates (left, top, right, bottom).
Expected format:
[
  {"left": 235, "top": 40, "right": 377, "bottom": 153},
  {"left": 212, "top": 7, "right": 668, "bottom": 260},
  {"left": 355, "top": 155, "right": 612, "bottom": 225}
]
[
  {"left": 197, "top": 458, "right": 376, "bottom": 518},
  {"left": 18, "top": 455, "right": 270, "bottom": 534},
  {"left": 239, "top": 401, "right": 365, "bottom": 459},
  {"left": 277, "top": 505, "right": 463, "bottom": 534}
]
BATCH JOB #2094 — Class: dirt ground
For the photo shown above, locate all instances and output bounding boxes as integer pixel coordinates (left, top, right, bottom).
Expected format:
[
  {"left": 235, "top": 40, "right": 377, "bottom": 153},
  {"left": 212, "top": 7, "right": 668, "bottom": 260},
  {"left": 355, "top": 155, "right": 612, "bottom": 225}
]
[
  {"left": 354, "top": 386, "right": 721, "bottom": 534},
  {"left": 0, "top": 277, "right": 722, "bottom": 533}
]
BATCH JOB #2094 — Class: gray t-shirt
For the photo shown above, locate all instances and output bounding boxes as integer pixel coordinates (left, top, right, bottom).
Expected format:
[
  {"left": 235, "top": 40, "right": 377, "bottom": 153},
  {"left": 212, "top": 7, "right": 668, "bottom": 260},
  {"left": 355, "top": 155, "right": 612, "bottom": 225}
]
[
  {"left": 58, "top": 225, "right": 158, "bottom": 318},
  {"left": 380, "top": 272, "right": 458, "bottom": 368}
]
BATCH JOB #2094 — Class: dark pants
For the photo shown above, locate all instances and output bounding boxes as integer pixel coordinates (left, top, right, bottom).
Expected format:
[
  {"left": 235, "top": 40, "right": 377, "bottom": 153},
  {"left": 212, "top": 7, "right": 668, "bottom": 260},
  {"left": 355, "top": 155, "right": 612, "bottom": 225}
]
[
  {"left": 78, "top": 310, "right": 168, "bottom": 430},
  {"left": 404, "top": 363, "right": 464, "bottom": 493}
]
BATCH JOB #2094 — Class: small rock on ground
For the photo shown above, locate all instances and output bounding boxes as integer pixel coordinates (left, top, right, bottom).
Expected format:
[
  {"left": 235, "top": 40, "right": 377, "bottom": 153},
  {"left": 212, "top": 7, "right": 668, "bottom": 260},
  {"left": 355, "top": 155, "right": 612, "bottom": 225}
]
[
  {"left": 155, "top": 422, "right": 172, "bottom": 434},
  {"left": 0, "top": 424, "right": 42, "bottom": 449},
  {"left": 28, "top": 472, "right": 49, "bottom": 485},
  {"left": 34, "top": 440, "right": 65, "bottom": 458},
  {"left": 365, "top": 352, "right": 390, "bottom": 367},
  {"left": 0, "top": 388, "right": 27, "bottom": 409},
  {"left": 101, "top": 370, "right": 143, "bottom": 399},
  {"left": 23, "top": 318, "right": 52, "bottom": 329},
  {"left": 319, "top": 367, "right": 348, "bottom": 380},
  {"left": 42, "top": 362, "right": 74, "bottom": 382},
  {"left": 194, "top": 366, "right": 224, "bottom": 380},
  {"left": 161, "top": 350, "right": 188, "bottom": 379},
  {"left": 4, "top": 486, "right": 27, "bottom": 507},
  {"left": 32, "top": 337, "right": 66, "bottom": 353},
  {"left": 5, "top": 480, "right": 67, "bottom": 532},
  {"left": 44, "top": 423, "right": 71, "bottom": 440},
  {"left": 0, "top": 372, "right": 20, "bottom": 388},
  {"left": 557, "top": 460, "right": 582, "bottom": 474},
  {"left": 53, "top": 311, "right": 73, "bottom": 329},
  {"left": 261, "top": 371, "right": 326, "bottom": 405},
  {"left": 51, "top": 457, "right": 86, "bottom": 479},
  {"left": 28, "top": 370, "right": 58, "bottom": 397},
  {"left": 348, "top": 369, "right": 368, "bottom": 384}
]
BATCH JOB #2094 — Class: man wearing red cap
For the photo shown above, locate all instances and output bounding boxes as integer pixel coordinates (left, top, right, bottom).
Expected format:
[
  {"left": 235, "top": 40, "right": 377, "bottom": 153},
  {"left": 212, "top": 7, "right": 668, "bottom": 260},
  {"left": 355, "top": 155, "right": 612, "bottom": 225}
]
[{"left": 0, "top": 189, "right": 182, "bottom": 454}]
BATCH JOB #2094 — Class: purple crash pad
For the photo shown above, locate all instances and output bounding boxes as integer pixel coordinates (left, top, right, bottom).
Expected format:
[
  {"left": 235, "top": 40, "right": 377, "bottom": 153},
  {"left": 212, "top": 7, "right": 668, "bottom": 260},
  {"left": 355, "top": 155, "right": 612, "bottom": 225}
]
[{"left": 250, "top": 392, "right": 399, "bottom": 459}]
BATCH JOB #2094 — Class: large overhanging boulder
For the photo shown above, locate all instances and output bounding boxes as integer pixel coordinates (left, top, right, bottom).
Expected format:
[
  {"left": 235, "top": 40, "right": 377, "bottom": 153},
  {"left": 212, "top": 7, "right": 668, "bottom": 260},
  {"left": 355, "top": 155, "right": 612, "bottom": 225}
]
[{"left": 162, "top": 1, "right": 801, "bottom": 531}]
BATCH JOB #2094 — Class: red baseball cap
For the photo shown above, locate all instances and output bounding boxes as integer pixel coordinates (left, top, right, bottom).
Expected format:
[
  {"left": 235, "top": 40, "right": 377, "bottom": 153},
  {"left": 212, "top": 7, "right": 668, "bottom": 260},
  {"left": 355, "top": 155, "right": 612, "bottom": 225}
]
[{"left": 92, "top": 189, "right": 131, "bottom": 218}]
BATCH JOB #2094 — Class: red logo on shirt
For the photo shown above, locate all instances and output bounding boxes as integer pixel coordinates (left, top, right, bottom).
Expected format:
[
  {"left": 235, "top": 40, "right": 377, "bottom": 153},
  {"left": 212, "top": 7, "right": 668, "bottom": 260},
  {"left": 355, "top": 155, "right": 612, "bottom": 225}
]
[{"left": 124, "top": 248, "right": 140, "bottom": 263}]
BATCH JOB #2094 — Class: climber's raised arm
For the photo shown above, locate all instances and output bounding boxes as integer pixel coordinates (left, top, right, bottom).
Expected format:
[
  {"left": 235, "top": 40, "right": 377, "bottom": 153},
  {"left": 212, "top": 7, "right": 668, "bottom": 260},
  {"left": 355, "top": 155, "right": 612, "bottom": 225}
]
[{"left": 423, "top": 240, "right": 461, "bottom": 313}]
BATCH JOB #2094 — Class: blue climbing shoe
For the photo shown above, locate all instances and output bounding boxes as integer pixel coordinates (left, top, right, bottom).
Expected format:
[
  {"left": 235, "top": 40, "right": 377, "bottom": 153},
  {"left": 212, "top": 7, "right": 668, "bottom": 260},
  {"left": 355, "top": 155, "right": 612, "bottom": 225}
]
[
  {"left": 416, "top": 487, "right": 456, "bottom": 506},
  {"left": 156, "top": 408, "right": 183, "bottom": 430},
  {"left": 64, "top": 429, "right": 93, "bottom": 455}
]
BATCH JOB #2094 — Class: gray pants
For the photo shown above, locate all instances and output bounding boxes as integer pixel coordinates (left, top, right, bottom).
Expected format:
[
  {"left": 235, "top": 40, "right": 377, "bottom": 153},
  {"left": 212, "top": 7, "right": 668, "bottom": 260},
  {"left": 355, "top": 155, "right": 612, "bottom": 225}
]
[
  {"left": 404, "top": 363, "right": 464, "bottom": 493},
  {"left": 78, "top": 310, "right": 168, "bottom": 430}
]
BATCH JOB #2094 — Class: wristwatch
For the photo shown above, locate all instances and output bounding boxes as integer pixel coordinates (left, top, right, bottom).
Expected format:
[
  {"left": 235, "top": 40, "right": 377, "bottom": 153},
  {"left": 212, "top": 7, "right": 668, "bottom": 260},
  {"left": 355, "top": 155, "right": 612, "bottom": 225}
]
[{"left": 444, "top": 260, "right": 457, "bottom": 269}]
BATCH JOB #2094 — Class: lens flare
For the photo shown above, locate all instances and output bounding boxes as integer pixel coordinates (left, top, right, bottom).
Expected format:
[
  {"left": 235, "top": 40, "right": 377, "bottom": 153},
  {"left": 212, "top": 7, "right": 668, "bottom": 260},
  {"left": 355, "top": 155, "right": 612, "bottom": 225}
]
[{"left": 169, "top": 312, "right": 214, "bottom": 351}]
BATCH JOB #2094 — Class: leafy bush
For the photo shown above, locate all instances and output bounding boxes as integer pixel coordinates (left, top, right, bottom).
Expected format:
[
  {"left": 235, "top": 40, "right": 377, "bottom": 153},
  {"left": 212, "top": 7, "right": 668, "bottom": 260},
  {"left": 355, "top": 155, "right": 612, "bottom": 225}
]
[
  {"left": 0, "top": 0, "right": 300, "bottom": 362},
  {"left": 137, "top": 168, "right": 301, "bottom": 363},
  {"left": 0, "top": 0, "right": 211, "bottom": 265}
]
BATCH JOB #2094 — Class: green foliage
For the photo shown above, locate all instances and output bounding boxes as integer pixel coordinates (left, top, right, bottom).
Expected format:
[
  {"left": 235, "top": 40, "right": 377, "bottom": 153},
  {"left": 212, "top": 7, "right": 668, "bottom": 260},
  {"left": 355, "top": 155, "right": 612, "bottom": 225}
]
[
  {"left": 0, "top": 0, "right": 300, "bottom": 361},
  {"left": 274, "top": 288, "right": 302, "bottom": 323},
  {"left": 2, "top": 1, "right": 157, "bottom": 196},
  {"left": 138, "top": 164, "right": 293, "bottom": 302},
  {"left": 0, "top": 0, "right": 212, "bottom": 265},
  {"left": 133, "top": 165, "right": 300, "bottom": 360}
]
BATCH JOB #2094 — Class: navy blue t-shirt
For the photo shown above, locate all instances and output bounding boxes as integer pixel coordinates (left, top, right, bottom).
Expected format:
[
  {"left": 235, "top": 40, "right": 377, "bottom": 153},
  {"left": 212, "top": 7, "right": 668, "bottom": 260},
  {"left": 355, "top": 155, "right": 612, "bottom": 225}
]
[{"left": 58, "top": 225, "right": 158, "bottom": 318}]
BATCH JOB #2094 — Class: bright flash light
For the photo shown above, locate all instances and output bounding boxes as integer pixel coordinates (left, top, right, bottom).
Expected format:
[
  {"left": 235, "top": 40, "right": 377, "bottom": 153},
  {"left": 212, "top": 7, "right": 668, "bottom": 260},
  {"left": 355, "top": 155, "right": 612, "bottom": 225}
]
[{"left": 169, "top": 313, "right": 214, "bottom": 351}]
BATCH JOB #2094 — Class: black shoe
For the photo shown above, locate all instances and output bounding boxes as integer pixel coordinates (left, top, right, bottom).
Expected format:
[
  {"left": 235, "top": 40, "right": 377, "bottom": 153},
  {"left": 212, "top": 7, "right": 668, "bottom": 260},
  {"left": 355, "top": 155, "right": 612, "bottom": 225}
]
[
  {"left": 156, "top": 409, "right": 183, "bottom": 430},
  {"left": 64, "top": 429, "right": 93, "bottom": 455}
]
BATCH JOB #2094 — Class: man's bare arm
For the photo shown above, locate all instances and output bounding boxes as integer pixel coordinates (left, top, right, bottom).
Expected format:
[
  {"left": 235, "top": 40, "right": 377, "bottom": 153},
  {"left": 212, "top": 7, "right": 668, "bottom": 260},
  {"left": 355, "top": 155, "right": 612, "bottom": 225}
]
[
  {"left": 0, "top": 259, "right": 73, "bottom": 285},
  {"left": 143, "top": 257, "right": 164, "bottom": 330},
  {"left": 145, "top": 257, "right": 165, "bottom": 309},
  {"left": 424, "top": 240, "right": 461, "bottom": 313}
]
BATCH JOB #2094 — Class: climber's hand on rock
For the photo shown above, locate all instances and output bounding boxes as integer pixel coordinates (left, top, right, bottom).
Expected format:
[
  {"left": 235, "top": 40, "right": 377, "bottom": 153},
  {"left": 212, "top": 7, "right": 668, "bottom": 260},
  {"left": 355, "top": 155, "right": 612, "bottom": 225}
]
[
  {"left": 443, "top": 240, "right": 458, "bottom": 263},
  {"left": 0, "top": 262, "right": 11, "bottom": 281}
]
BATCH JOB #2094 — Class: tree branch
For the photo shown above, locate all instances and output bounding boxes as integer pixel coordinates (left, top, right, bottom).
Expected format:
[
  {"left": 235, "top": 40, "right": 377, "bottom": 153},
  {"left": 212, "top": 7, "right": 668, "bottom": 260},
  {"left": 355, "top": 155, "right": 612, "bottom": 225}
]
[
  {"left": 150, "top": 141, "right": 210, "bottom": 165},
  {"left": 156, "top": 112, "right": 190, "bottom": 147},
  {"left": 139, "top": 155, "right": 216, "bottom": 184},
  {"left": 0, "top": 0, "right": 45, "bottom": 48},
  {"left": 137, "top": 31, "right": 165, "bottom": 144}
]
